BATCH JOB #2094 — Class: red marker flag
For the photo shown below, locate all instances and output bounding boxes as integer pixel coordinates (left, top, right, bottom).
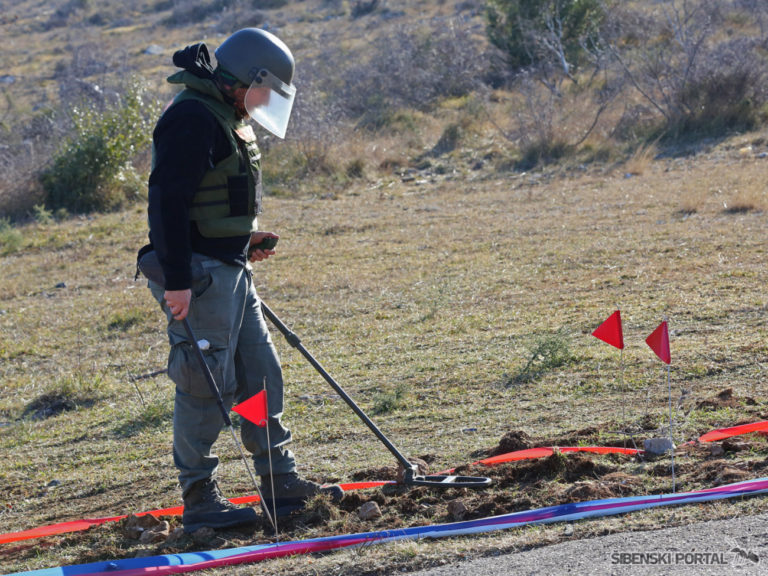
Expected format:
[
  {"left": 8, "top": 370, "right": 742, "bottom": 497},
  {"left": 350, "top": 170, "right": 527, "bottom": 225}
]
[
  {"left": 646, "top": 320, "right": 671, "bottom": 364},
  {"left": 592, "top": 310, "right": 624, "bottom": 350},
  {"left": 232, "top": 390, "right": 268, "bottom": 427}
]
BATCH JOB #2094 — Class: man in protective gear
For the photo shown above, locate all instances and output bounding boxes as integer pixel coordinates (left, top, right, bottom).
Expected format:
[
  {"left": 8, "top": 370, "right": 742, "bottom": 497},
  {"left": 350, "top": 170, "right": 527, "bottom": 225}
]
[{"left": 138, "top": 28, "right": 342, "bottom": 533}]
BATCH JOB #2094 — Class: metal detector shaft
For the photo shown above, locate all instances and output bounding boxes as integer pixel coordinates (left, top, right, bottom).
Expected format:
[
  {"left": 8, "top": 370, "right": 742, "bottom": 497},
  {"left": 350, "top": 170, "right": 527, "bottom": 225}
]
[
  {"left": 260, "top": 302, "right": 415, "bottom": 472},
  {"left": 261, "top": 302, "right": 492, "bottom": 489},
  {"left": 182, "top": 319, "right": 233, "bottom": 426}
]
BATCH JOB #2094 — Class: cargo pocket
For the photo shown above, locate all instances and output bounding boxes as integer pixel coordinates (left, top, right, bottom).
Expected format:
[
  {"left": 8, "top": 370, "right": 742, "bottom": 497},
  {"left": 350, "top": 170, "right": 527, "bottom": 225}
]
[{"left": 167, "top": 330, "right": 231, "bottom": 398}]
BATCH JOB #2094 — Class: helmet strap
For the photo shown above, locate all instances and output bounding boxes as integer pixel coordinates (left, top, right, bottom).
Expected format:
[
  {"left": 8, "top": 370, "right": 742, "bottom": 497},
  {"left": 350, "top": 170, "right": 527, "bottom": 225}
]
[{"left": 213, "top": 66, "right": 244, "bottom": 107}]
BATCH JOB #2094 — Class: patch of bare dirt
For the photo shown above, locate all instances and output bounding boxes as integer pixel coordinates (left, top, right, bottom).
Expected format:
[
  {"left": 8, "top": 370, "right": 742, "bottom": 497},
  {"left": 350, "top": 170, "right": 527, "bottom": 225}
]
[
  {"left": 695, "top": 387, "right": 751, "bottom": 410},
  {"left": 4, "top": 424, "right": 768, "bottom": 571}
]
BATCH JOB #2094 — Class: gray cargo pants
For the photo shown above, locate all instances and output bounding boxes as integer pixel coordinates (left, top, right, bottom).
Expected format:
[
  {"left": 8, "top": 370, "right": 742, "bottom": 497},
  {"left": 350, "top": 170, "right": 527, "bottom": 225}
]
[{"left": 149, "top": 257, "right": 296, "bottom": 494}]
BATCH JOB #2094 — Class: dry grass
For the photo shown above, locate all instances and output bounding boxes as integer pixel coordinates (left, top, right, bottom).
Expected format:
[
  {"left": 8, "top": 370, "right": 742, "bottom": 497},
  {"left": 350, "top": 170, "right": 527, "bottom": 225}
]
[{"left": 3, "top": 132, "right": 768, "bottom": 573}]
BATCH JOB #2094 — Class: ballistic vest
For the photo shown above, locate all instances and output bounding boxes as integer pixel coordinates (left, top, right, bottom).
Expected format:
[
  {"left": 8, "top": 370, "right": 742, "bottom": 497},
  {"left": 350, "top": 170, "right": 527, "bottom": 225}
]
[{"left": 163, "top": 72, "right": 263, "bottom": 238}]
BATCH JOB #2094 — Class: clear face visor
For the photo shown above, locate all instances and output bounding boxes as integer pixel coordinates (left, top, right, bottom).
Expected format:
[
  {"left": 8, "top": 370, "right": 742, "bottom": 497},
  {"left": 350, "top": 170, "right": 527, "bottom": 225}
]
[{"left": 244, "top": 69, "right": 296, "bottom": 139}]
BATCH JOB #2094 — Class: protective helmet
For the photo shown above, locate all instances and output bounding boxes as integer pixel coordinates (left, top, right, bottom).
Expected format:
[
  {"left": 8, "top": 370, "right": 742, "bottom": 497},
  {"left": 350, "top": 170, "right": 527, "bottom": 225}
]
[{"left": 215, "top": 28, "right": 296, "bottom": 138}]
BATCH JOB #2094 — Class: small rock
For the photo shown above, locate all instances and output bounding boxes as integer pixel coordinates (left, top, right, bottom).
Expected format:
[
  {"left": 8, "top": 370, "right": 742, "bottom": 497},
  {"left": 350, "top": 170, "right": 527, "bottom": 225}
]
[
  {"left": 447, "top": 500, "right": 467, "bottom": 520},
  {"left": 144, "top": 44, "right": 164, "bottom": 55},
  {"left": 643, "top": 437, "right": 675, "bottom": 455},
  {"left": 122, "top": 514, "right": 162, "bottom": 540},
  {"left": 55, "top": 282, "right": 67, "bottom": 289},
  {"left": 139, "top": 529, "right": 166, "bottom": 544},
  {"left": 709, "top": 443, "right": 725, "bottom": 457},
  {"left": 563, "top": 523, "right": 574, "bottom": 537},
  {"left": 156, "top": 520, "right": 170, "bottom": 535},
  {"left": 358, "top": 501, "right": 382, "bottom": 520}
]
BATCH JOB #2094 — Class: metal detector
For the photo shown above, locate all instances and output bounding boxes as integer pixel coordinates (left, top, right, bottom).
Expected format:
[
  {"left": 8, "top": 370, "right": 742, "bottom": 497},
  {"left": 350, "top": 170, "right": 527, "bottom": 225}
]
[{"left": 260, "top": 301, "right": 492, "bottom": 489}]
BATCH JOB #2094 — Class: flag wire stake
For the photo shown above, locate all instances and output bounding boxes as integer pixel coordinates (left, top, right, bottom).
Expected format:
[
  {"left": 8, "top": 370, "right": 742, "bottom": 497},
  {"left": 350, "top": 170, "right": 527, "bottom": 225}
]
[
  {"left": 618, "top": 347, "right": 641, "bottom": 455},
  {"left": 619, "top": 347, "right": 626, "bottom": 449},
  {"left": 667, "top": 361, "right": 675, "bottom": 493},
  {"left": 662, "top": 315, "right": 675, "bottom": 494},
  {"left": 262, "top": 377, "right": 279, "bottom": 543},
  {"left": 131, "top": 378, "right": 147, "bottom": 409}
]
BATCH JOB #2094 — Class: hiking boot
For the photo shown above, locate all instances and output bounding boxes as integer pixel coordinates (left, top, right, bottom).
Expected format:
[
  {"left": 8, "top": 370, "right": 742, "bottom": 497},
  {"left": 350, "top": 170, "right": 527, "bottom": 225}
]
[
  {"left": 182, "top": 478, "right": 258, "bottom": 533},
  {"left": 260, "top": 472, "right": 343, "bottom": 516}
]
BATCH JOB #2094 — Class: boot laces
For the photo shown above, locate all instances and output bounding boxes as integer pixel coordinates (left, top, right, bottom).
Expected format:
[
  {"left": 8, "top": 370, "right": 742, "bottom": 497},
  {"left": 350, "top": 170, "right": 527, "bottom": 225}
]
[
  {"left": 283, "top": 474, "right": 318, "bottom": 491},
  {"left": 201, "top": 480, "right": 238, "bottom": 510}
]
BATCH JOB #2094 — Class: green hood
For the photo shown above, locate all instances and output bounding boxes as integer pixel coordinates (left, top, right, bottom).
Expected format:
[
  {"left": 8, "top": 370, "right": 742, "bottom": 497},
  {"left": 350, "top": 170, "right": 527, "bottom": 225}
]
[{"left": 167, "top": 71, "right": 236, "bottom": 119}]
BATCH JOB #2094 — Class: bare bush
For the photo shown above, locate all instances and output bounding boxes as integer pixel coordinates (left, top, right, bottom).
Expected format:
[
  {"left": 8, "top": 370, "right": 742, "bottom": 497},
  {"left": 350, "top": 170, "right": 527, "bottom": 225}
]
[
  {"left": 0, "top": 98, "right": 61, "bottom": 219},
  {"left": 43, "top": 0, "right": 90, "bottom": 30},
  {"left": 676, "top": 38, "right": 768, "bottom": 136},
  {"left": 337, "top": 17, "right": 493, "bottom": 129},
  {"left": 486, "top": 64, "right": 621, "bottom": 170},
  {"left": 0, "top": 39, "right": 158, "bottom": 219},
  {"left": 605, "top": 0, "right": 768, "bottom": 141}
]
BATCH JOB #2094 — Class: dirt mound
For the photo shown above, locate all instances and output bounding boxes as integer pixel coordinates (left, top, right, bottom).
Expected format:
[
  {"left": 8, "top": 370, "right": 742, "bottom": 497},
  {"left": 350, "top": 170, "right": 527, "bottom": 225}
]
[
  {"left": 562, "top": 481, "right": 617, "bottom": 502},
  {"left": 22, "top": 393, "right": 95, "bottom": 420},
  {"left": 489, "top": 430, "right": 533, "bottom": 455},
  {"left": 695, "top": 387, "right": 741, "bottom": 410},
  {"left": 351, "top": 465, "right": 398, "bottom": 481},
  {"left": 697, "top": 460, "right": 752, "bottom": 486},
  {"left": 544, "top": 425, "right": 608, "bottom": 447}
]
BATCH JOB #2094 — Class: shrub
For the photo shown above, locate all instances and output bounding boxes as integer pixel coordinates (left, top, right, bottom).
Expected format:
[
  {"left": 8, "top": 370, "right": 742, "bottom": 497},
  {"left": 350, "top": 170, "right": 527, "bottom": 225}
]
[
  {"left": 345, "top": 158, "right": 366, "bottom": 178},
  {"left": 486, "top": 0, "right": 606, "bottom": 75},
  {"left": 670, "top": 39, "right": 768, "bottom": 139},
  {"left": 39, "top": 79, "right": 159, "bottom": 214},
  {"left": 507, "top": 329, "right": 575, "bottom": 386},
  {"left": 31, "top": 204, "right": 54, "bottom": 225},
  {"left": 372, "top": 382, "right": 408, "bottom": 415},
  {"left": 351, "top": 0, "right": 381, "bottom": 18},
  {"left": 0, "top": 218, "right": 23, "bottom": 255},
  {"left": 163, "top": 0, "right": 272, "bottom": 27},
  {"left": 163, "top": 0, "right": 232, "bottom": 26},
  {"left": 431, "top": 123, "right": 463, "bottom": 156},
  {"left": 606, "top": 2, "right": 768, "bottom": 143}
]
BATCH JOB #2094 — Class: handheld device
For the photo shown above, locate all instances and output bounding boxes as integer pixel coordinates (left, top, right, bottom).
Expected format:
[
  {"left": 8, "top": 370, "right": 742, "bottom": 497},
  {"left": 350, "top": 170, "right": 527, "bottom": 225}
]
[{"left": 248, "top": 236, "right": 279, "bottom": 258}]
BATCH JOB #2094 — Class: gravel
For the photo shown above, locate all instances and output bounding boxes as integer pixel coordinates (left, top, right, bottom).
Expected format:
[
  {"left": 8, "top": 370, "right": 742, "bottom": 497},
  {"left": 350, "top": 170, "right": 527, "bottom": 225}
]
[{"left": 410, "top": 513, "right": 768, "bottom": 576}]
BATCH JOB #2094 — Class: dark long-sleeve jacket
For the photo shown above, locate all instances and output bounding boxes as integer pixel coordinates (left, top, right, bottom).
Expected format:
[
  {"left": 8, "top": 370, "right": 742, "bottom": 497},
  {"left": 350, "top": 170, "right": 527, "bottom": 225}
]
[{"left": 144, "top": 44, "right": 251, "bottom": 291}]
